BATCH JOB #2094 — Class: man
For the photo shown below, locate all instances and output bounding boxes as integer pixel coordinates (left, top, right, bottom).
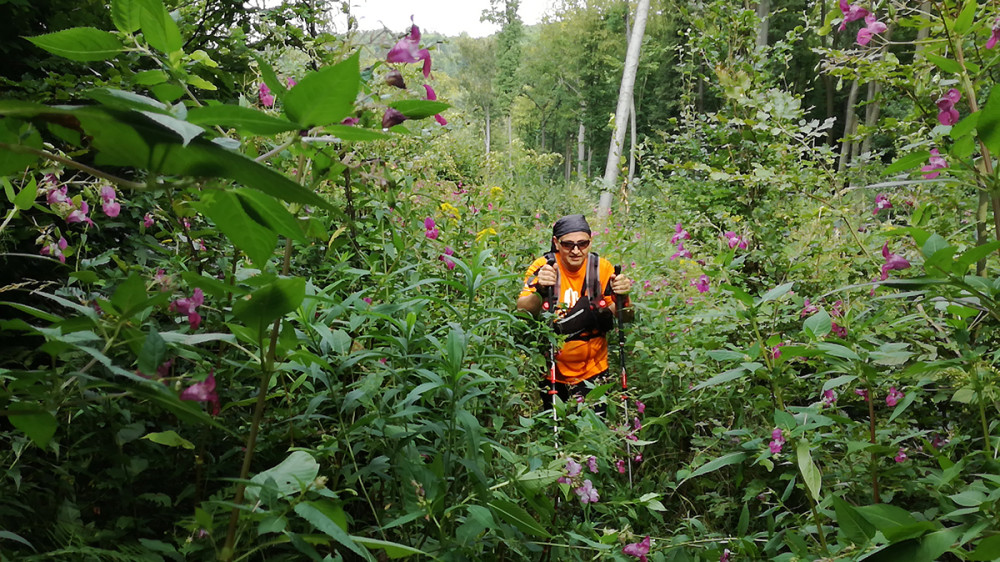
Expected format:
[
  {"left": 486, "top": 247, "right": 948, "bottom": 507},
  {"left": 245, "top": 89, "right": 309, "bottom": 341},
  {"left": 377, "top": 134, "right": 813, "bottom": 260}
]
[{"left": 516, "top": 214, "right": 632, "bottom": 406}]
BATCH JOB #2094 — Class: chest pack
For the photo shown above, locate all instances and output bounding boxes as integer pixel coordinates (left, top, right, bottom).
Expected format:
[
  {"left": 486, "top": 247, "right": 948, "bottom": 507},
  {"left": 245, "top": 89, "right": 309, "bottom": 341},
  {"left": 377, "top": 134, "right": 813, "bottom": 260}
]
[{"left": 541, "top": 252, "right": 615, "bottom": 341}]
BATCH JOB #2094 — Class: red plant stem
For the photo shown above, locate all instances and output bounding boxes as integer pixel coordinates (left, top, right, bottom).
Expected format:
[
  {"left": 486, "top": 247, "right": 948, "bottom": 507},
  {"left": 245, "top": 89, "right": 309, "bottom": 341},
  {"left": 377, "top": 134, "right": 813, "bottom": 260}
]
[{"left": 867, "top": 386, "right": 881, "bottom": 504}]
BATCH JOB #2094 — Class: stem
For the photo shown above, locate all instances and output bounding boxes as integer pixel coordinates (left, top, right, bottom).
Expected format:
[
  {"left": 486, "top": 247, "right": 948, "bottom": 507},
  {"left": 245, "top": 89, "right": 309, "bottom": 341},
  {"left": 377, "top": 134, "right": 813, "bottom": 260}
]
[
  {"left": 0, "top": 143, "right": 147, "bottom": 191},
  {"left": 975, "top": 365, "right": 991, "bottom": 455},
  {"left": 809, "top": 500, "right": 829, "bottom": 555},
  {"left": 866, "top": 383, "right": 881, "bottom": 504}
]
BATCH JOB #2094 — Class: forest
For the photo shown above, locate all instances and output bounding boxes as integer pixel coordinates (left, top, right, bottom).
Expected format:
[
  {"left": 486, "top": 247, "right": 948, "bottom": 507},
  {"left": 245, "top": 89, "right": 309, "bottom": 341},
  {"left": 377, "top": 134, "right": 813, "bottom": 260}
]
[{"left": 2, "top": 0, "right": 1000, "bottom": 560}]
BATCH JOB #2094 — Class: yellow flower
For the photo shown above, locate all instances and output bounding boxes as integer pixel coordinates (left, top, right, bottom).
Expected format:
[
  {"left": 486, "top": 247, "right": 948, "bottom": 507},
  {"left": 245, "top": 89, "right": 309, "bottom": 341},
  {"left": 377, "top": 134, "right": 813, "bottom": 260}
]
[
  {"left": 733, "top": 215, "right": 743, "bottom": 223},
  {"left": 440, "top": 202, "right": 461, "bottom": 218},
  {"left": 475, "top": 227, "right": 497, "bottom": 242},
  {"left": 490, "top": 186, "right": 503, "bottom": 197}
]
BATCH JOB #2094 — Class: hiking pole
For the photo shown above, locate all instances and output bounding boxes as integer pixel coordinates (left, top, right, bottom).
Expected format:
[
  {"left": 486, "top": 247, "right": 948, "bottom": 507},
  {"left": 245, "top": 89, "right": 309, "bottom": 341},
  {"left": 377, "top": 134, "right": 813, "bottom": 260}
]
[
  {"left": 541, "top": 257, "right": 559, "bottom": 447},
  {"left": 614, "top": 264, "right": 633, "bottom": 488}
]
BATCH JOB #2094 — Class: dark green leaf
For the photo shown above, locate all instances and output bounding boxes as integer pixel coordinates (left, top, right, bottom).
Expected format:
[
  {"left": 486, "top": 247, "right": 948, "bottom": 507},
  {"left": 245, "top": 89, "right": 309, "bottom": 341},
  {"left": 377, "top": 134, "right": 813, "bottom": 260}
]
[
  {"left": 978, "top": 87, "right": 1000, "bottom": 156},
  {"left": 351, "top": 536, "right": 428, "bottom": 559},
  {"left": 706, "top": 349, "right": 745, "bottom": 361},
  {"left": 9, "top": 410, "right": 57, "bottom": 448},
  {"left": 957, "top": 241, "right": 1000, "bottom": 273},
  {"left": 921, "top": 234, "right": 950, "bottom": 260},
  {"left": 138, "top": 0, "right": 183, "bottom": 53},
  {"left": 833, "top": 496, "right": 875, "bottom": 547},
  {"left": 198, "top": 190, "right": 277, "bottom": 266},
  {"left": 284, "top": 52, "right": 360, "bottom": 127},
  {"left": 681, "top": 452, "right": 747, "bottom": 483},
  {"left": 796, "top": 439, "right": 822, "bottom": 501},
  {"left": 110, "top": 274, "right": 147, "bottom": 317},
  {"left": 235, "top": 189, "right": 305, "bottom": 242},
  {"left": 25, "top": 27, "right": 122, "bottom": 61},
  {"left": 137, "top": 328, "right": 167, "bottom": 376},
  {"left": 293, "top": 502, "right": 375, "bottom": 561},
  {"left": 758, "top": 282, "right": 794, "bottom": 303},
  {"left": 111, "top": 0, "right": 143, "bottom": 32},
  {"left": 142, "top": 430, "right": 195, "bottom": 449},
  {"left": 884, "top": 150, "right": 930, "bottom": 175},
  {"left": 953, "top": 0, "right": 977, "bottom": 34},
  {"left": 186, "top": 105, "right": 300, "bottom": 135},
  {"left": 0, "top": 116, "right": 43, "bottom": 175},
  {"left": 233, "top": 277, "right": 306, "bottom": 338},
  {"left": 951, "top": 110, "right": 979, "bottom": 140},
  {"left": 13, "top": 179, "right": 37, "bottom": 210},
  {"left": 691, "top": 367, "right": 746, "bottom": 390},
  {"left": 323, "top": 124, "right": 388, "bottom": 141},
  {"left": 924, "top": 53, "right": 962, "bottom": 74},
  {"left": 804, "top": 308, "right": 832, "bottom": 339},
  {"left": 968, "top": 534, "right": 1000, "bottom": 561},
  {"left": 388, "top": 100, "right": 450, "bottom": 120},
  {"left": 86, "top": 88, "right": 169, "bottom": 114},
  {"left": 488, "top": 500, "right": 550, "bottom": 538}
]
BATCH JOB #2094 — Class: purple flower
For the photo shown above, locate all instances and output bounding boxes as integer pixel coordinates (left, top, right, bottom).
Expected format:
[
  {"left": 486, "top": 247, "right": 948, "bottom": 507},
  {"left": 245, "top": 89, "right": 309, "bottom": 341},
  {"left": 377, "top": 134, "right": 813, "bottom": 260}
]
[
  {"left": 382, "top": 108, "right": 408, "bottom": 129},
  {"left": 634, "top": 453, "right": 643, "bottom": 462},
  {"left": 885, "top": 386, "right": 903, "bottom": 407},
  {"left": 616, "top": 459, "right": 626, "bottom": 474},
  {"left": 565, "top": 458, "right": 582, "bottom": 478},
  {"left": 623, "top": 536, "right": 651, "bottom": 561},
  {"left": 894, "top": 447, "right": 907, "bottom": 463},
  {"left": 285, "top": 77, "right": 297, "bottom": 88},
  {"left": 40, "top": 237, "right": 69, "bottom": 263},
  {"left": 385, "top": 69, "right": 406, "bottom": 88},
  {"left": 880, "top": 243, "right": 911, "bottom": 281},
  {"left": 340, "top": 117, "right": 359, "bottom": 126},
  {"left": 768, "top": 428, "right": 785, "bottom": 454},
  {"left": 692, "top": 274, "right": 710, "bottom": 293},
  {"left": 720, "top": 549, "right": 732, "bottom": 562},
  {"left": 180, "top": 372, "right": 220, "bottom": 415},
  {"left": 670, "top": 242, "right": 692, "bottom": 260},
  {"left": 66, "top": 200, "right": 95, "bottom": 226},
  {"left": 988, "top": 18, "right": 1000, "bottom": 49},
  {"left": 425, "top": 227, "right": 439, "bottom": 240},
  {"left": 936, "top": 89, "right": 962, "bottom": 126},
  {"left": 801, "top": 298, "right": 819, "bottom": 318},
  {"left": 46, "top": 184, "right": 70, "bottom": 206},
  {"left": 830, "top": 300, "right": 844, "bottom": 318},
  {"left": 857, "top": 13, "right": 887, "bottom": 45},
  {"left": 258, "top": 83, "right": 275, "bottom": 107},
  {"left": 831, "top": 321, "right": 847, "bottom": 338},
  {"left": 670, "top": 222, "right": 690, "bottom": 244},
  {"left": 633, "top": 417, "right": 642, "bottom": 431},
  {"left": 838, "top": 0, "right": 869, "bottom": 30},
  {"left": 439, "top": 246, "right": 456, "bottom": 270},
  {"left": 169, "top": 288, "right": 205, "bottom": 330},
  {"left": 724, "top": 231, "right": 747, "bottom": 250},
  {"left": 587, "top": 456, "right": 598, "bottom": 473},
  {"left": 855, "top": 388, "right": 869, "bottom": 401},
  {"left": 636, "top": 400, "right": 645, "bottom": 414},
  {"left": 921, "top": 148, "right": 948, "bottom": 179},
  {"left": 424, "top": 217, "right": 436, "bottom": 230},
  {"left": 143, "top": 213, "right": 154, "bottom": 228},
  {"left": 771, "top": 343, "right": 785, "bottom": 360},
  {"left": 873, "top": 194, "right": 892, "bottom": 215},
  {"left": 423, "top": 84, "right": 448, "bottom": 126},
  {"left": 931, "top": 434, "right": 949, "bottom": 449},
  {"left": 822, "top": 389, "right": 837, "bottom": 407},
  {"left": 386, "top": 23, "right": 432, "bottom": 78},
  {"left": 574, "top": 479, "right": 599, "bottom": 504}
]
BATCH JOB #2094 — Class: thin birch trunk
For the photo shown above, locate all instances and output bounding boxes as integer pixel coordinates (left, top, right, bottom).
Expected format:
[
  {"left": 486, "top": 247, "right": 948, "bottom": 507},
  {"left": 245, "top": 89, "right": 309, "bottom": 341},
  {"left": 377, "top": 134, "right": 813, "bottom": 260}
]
[
  {"left": 837, "top": 79, "right": 860, "bottom": 176},
  {"left": 756, "top": 0, "right": 770, "bottom": 47},
  {"left": 485, "top": 110, "right": 491, "bottom": 154},
  {"left": 577, "top": 119, "right": 586, "bottom": 179},
  {"left": 627, "top": 96, "right": 637, "bottom": 187}
]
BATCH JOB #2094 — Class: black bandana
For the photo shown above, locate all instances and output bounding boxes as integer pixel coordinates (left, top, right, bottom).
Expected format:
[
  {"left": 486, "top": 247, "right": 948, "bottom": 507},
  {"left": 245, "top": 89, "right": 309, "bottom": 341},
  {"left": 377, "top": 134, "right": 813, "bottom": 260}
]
[{"left": 550, "top": 214, "right": 592, "bottom": 252}]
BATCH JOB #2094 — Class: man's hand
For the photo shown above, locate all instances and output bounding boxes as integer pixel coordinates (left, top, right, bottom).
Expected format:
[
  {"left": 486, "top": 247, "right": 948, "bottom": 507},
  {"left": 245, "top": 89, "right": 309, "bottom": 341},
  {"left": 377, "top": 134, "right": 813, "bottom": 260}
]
[
  {"left": 610, "top": 273, "right": 632, "bottom": 295},
  {"left": 536, "top": 264, "right": 558, "bottom": 287}
]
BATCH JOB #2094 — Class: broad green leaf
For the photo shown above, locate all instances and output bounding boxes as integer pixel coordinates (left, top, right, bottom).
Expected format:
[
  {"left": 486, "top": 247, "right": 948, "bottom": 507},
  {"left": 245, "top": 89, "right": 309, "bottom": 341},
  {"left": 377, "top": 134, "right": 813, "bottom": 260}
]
[
  {"left": 13, "top": 180, "right": 37, "bottom": 210},
  {"left": 248, "top": 451, "right": 320, "bottom": 501},
  {"left": 133, "top": 69, "right": 168, "bottom": 85},
  {"left": 388, "top": 100, "right": 450, "bottom": 120},
  {"left": 952, "top": 110, "right": 979, "bottom": 140},
  {"left": 142, "top": 430, "right": 195, "bottom": 449},
  {"left": 351, "top": 536, "right": 428, "bottom": 559},
  {"left": 953, "top": 0, "right": 977, "bottom": 34},
  {"left": 968, "top": 534, "right": 1000, "bottom": 561},
  {"left": 138, "top": 0, "right": 183, "bottom": 54},
  {"left": 924, "top": 53, "right": 962, "bottom": 74},
  {"left": 445, "top": 327, "right": 466, "bottom": 375},
  {"left": 0, "top": 531, "right": 33, "bottom": 550},
  {"left": 515, "top": 469, "right": 562, "bottom": 493},
  {"left": 110, "top": 274, "right": 147, "bottom": 316},
  {"left": 324, "top": 124, "right": 388, "bottom": 141},
  {"left": 25, "top": 28, "right": 122, "bottom": 61},
  {"left": 235, "top": 189, "right": 305, "bottom": 242},
  {"left": 488, "top": 500, "right": 550, "bottom": 538},
  {"left": 293, "top": 502, "right": 375, "bottom": 561},
  {"left": 9, "top": 410, "right": 57, "bottom": 448},
  {"left": 884, "top": 150, "right": 930, "bottom": 175},
  {"left": 920, "top": 233, "right": 950, "bottom": 259},
  {"left": 198, "top": 190, "right": 278, "bottom": 266},
  {"left": 816, "top": 342, "right": 859, "bottom": 360},
  {"left": 855, "top": 504, "right": 923, "bottom": 539},
  {"left": 233, "top": 277, "right": 306, "bottom": 338},
  {"left": 186, "top": 105, "right": 300, "bottom": 135},
  {"left": 137, "top": 328, "right": 167, "bottom": 376},
  {"left": 887, "top": 390, "right": 918, "bottom": 423},
  {"left": 180, "top": 271, "right": 248, "bottom": 299},
  {"left": 86, "top": 88, "right": 168, "bottom": 114},
  {"left": 112, "top": 0, "right": 143, "bottom": 32},
  {"left": 774, "top": 409, "right": 795, "bottom": 430},
  {"left": 0, "top": 114, "right": 44, "bottom": 175},
  {"left": 681, "top": 452, "right": 747, "bottom": 483},
  {"left": 796, "top": 439, "right": 822, "bottom": 501},
  {"left": 691, "top": 367, "right": 746, "bottom": 390},
  {"left": 833, "top": 496, "right": 875, "bottom": 547},
  {"left": 284, "top": 52, "right": 361, "bottom": 127},
  {"left": 759, "top": 282, "right": 794, "bottom": 303},
  {"left": 706, "top": 349, "right": 745, "bottom": 361},
  {"left": 139, "top": 110, "right": 205, "bottom": 146},
  {"left": 804, "top": 308, "right": 831, "bottom": 339},
  {"left": 186, "top": 75, "right": 217, "bottom": 91},
  {"left": 957, "top": 241, "right": 1000, "bottom": 272},
  {"left": 978, "top": 87, "right": 1000, "bottom": 156}
]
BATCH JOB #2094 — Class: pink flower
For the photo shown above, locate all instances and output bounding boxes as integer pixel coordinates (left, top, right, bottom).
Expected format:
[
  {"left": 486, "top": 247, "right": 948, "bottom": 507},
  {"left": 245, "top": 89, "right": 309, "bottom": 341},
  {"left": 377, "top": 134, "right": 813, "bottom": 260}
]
[
  {"left": 634, "top": 453, "right": 643, "bottom": 462},
  {"left": 801, "top": 298, "right": 819, "bottom": 318},
  {"left": 46, "top": 184, "right": 70, "bottom": 206},
  {"left": 873, "top": 194, "right": 892, "bottom": 215},
  {"left": 169, "top": 288, "right": 205, "bottom": 330},
  {"left": 692, "top": 274, "right": 710, "bottom": 293},
  {"left": 340, "top": 117, "right": 359, "bottom": 126},
  {"left": 894, "top": 447, "right": 907, "bottom": 463},
  {"left": 616, "top": 459, "right": 626, "bottom": 474},
  {"left": 822, "top": 389, "right": 837, "bottom": 407},
  {"left": 831, "top": 321, "right": 847, "bottom": 337},
  {"left": 386, "top": 23, "right": 432, "bottom": 78},
  {"left": 855, "top": 388, "right": 869, "bottom": 401},
  {"left": 770, "top": 343, "right": 785, "bottom": 360},
  {"left": 587, "top": 456, "right": 599, "bottom": 473},
  {"left": 880, "top": 243, "right": 911, "bottom": 281},
  {"left": 425, "top": 228, "right": 439, "bottom": 240},
  {"left": 143, "top": 213, "right": 154, "bottom": 228},
  {"left": 285, "top": 77, "right": 297, "bottom": 88},
  {"left": 623, "top": 536, "right": 651, "bottom": 562},
  {"left": 574, "top": 479, "right": 599, "bottom": 504},
  {"left": 439, "top": 246, "right": 456, "bottom": 270},
  {"left": 936, "top": 89, "right": 962, "bottom": 126},
  {"left": 838, "top": 0, "right": 869, "bottom": 30},
  {"left": 921, "top": 148, "right": 948, "bottom": 179},
  {"left": 885, "top": 386, "right": 903, "bottom": 407},
  {"left": 636, "top": 400, "right": 645, "bottom": 414},
  {"left": 830, "top": 300, "right": 843, "bottom": 318},
  {"left": 102, "top": 200, "right": 121, "bottom": 218},
  {"left": 633, "top": 417, "right": 642, "bottom": 431},
  {"left": 720, "top": 548, "right": 732, "bottom": 562},
  {"left": 66, "top": 200, "right": 95, "bottom": 226},
  {"left": 382, "top": 108, "right": 408, "bottom": 129},
  {"left": 565, "top": 458, "right": 582, "bottom": 478},
  {"left": 362, "top": 297, "right": 373, "bottom": 304},
  {"left": 180, "top": 372, "right": 220, "bottom": 415},
  {"left": 988, "top": 18, "right": 1000, "bottom": 49},
  {"left": 769, "top": 428, "right": 785, "bottom": 454},
  {"left": 40, "top": 237, "right": 69, "bottom": 263},
  {"left": 724, "top": 231, "right": 747, "bottom": 250},
  {"left": 258, "top": 83, "right": 275, "bottom": 107},
  {"left": 931, "top": 434, "right": 949, "bottom": 449},
  {"left": 670, "top": 222, "right": 690, "bottom": 244},
  {"left": 424, "top": 217, "right": 436, "bottom": 230},
  {"left": 670, "top": 242, "right": 692, "bottom": 260},
  {"left": 423, "top": 84, "right": 447, "bottom": 126},
  {"left": 857, "top": 13, "right": 887, "bottom": 45}
]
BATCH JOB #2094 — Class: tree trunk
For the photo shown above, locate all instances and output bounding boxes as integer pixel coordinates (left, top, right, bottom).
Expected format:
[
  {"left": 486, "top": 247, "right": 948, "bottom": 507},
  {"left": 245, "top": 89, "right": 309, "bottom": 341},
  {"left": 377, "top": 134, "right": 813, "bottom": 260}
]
[
  {"left": 598, "top": 0, "right": 650, "bottom": 218},
  {"left": 627, "top": 96, "right": 637, "bottom": 187},
  {"left": 756, "top": 0, "right": 770, "bottom": 47},
  {"left": 577, "top": 119, "right": 586, "bottom": 180},
  {"left": 485, "top": 110, "right": 491, "bottom": 154},
  {"left": 860, "top": 25, "right": 893, "bottom": 156},
  {"left": 837, "top": 79, "right": 860, "bottom": 176},
  {"left": 915, "top": 2, "right": 930, "bottom": 60},
  {"left": 565, "top": 136, "right": 572, "bottom": 182}
]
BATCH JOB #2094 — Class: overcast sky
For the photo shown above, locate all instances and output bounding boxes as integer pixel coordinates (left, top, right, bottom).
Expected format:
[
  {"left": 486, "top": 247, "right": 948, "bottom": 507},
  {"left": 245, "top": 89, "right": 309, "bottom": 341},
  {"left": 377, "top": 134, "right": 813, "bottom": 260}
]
[{"left": 332, "top": 0, "right": 554, "bottom": 37}]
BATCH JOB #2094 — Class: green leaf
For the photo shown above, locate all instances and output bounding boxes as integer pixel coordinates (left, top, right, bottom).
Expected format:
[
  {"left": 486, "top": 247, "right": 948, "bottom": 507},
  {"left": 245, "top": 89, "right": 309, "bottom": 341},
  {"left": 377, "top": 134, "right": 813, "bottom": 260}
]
[
  {"left": 515, "top": 469, "right": 562, "bottom": 494},
  {"left": 13, "top": 180, "right": 37, "bottom": 210},
  {"left": 323, "top": 124, "right": 388, "bottom": 141},
  {"left": 968, "top": 534, "right": 1000, "bottom": 561},
  {"left": 833, "top": 496, "right": 875, "bottom": 547},
  {"left": 9, "top": 410, "right": 57, "bottom": 448},
  {"left": 198, "top": 190, "right": 278, "bottom": 266},
  {"left": 956, "top": 241, "right": 1000, "bottom": 273},
  {"left": 25, "top": 27, "right": 122, "bottom": 61},
  {"left": 887, "top": 390, "right": 918, "bottom": 423},
  {"left": 138, "top": 0, "right": 183, "bottom": 53},
  {"left": 142, "top": 430, "right": 195, "bottom": 449},
  {"left": 234, "top": 189, "right": 305, "bottom": 242},
  {"left": 133, "top": 69, "right": 168, "bottom": 85},
  {"left": 110, "top": 274, "right": 147, "bottom": 316},
  {"left": 488, "top": 500, "right": 550, "bottom": 538},
  {"left": 953, "top": 0, "right": 977, "bottom": 34},
  {"left": 706, "top": 349, "right": 745, "bottom": 361},
  {"left": 804, "top": 308, "right": 832, "bottom": 339},
  {"left": 978, "top": 87, "right": 1000, "bottom": 156},
  {"left": 924, "top": 53, "right": 962, "bottom": 74},
  {"left": 111, "top": 0, "right": 143, "bottom": 32},
  {"left": 137, "top": 328, "right": 167, "bottom": 376},
  {"left": 816, "top": 342, "right": 859, "bottom": 360},
  {"left": 855, "top": 504, "right": 920, "bottom": 536},
  {"left": 691, "top": 367, "right": 746, "bottom": 390},
  {"left": 283, "top": 52, "right": 361, "bottom": 128},
  {"left": 249, "top": 451, "right": 320, "bottom": 502},
  {"left": 0, "top": 116, "right": 43, "bottom": 174},
  {"left": 758, "top": 282, "right": 794, "bottom": 304},
  {"left": 796, "top": 439, "right": 822, "bottom": 501},
  {"left": 86, "top": 88, "right": 168, "bottom": 114},
  {"left": 186, "top": 105, "right": 300, "bottom": 135},
  {"left": 388, "top": 100, "right": 450, "bottom": 120},
  {"left": 351, "top": 536, "right": 428, "bottom": 559},
  {"left": 293, "top": 502, "right": 375, "bottom": 561},
  {"left": 921, "top": 234, "right": 950, "bottom": 260},
  {"left": 233, "top": 277, "right": 306, "bottom": 339},
  {"left": 952, "top": 109, "right": 979, "bottom": 140},
  {"left": 681, "top": 452, "right": 747, "bottom": 484},
  {"left": 884, "top": 150, "right": 930, "bottom": 175}
]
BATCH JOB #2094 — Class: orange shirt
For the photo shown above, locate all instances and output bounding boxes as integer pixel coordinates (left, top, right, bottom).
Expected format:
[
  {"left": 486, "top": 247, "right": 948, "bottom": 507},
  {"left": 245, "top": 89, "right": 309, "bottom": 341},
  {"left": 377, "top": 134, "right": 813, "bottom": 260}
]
[{"left": 520, "top": 254, "right": 617, "bottom": 384}]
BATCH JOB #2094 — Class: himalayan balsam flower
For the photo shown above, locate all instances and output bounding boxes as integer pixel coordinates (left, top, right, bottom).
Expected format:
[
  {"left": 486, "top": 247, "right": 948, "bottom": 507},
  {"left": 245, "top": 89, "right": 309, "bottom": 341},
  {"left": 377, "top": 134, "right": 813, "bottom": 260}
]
[
  {"left": 894, "top": 448, "right": 907, "bottom": 463},
  {"left": 66, "top": 200, "right": 95, "bottom": 226},
  {"left": 937, "top": 89, "right": 962, "bottom": 126},
  {"left": 180, "top": 372, "right": 220, "bottom": 415},
  {"left": 169, "top": 288, "right": 205, "bottom": 330},
  {"left": 574, "top": 479, "right": 599, "bottom": 504},
  {"left": 692, "top": 274, "right": 710, "bottom": 293},
  {"left": 721, "top": 549, "right": 732, "bottom": 562},
  {"left": 988, "top": 18, "right": 1000, "bottom": 49},
  {"left": 636, "top": 400, "right": 646, "bottom": 414},
  {"left": 285, "top": 77, "right": 297, "bottom": 88},
  {"left": 671, "top": 242, "right": 692, "bottom": 260},
  {"left": 587, "top": 456, "right": 598, "bottom": 474},
  {"left": 880, "top": 243, "right": 911, "bottom": 281},
  {"left": 838, "top": 0, "right": 869, "bottom": 30},
  {"left": 769, "top": 428, "right": 785, "bottom": 454},
  {"left": 822, "top": 389, "right": 837, "bottom": 407},
  {"left": 670, "top": 222, "right": 690, "bottom": 244},
  {"left": 857, "top": 13, "right": 887, "bottom": 46},
  {"left": 100, "top": 185, "right": 120, "bottom": 218},
  {"left": 623, "top": 536, "right": 651, "bottom": 562},
  {"left": 386, "top": 23, "right": 432, "bottom": 78},
  {"left": 46, "top": 184, "right": 69, "bottom": 206},
  {"left": 439, "top": 246, "right": 455, "bottom": 270},
  {"left": 340, "top": 117, "right": 360, "bottom": 126},
  {"left": 831, "top": 321, "right": 847, "bottom": 338},
  {"left": 855, "top": 388, "right": 869, "bottom": 401},
  {"left": 616, "top": 459, "right": 626, "bottom": 474},
  {"left": 39, "top": 237, "right": 68, "bottom": 263},
  {"left": 886, "top": 386, "right": 904, "bottom": 407},
  {"left": 385, "top": 68, "right": 406, "bottom": 88},
  {"left": 724, "top": 231, "right": 748, "bottom": 250},
  {"left": 771, "top": 343, "right": 785, "bottom": 360},
  {"left": 143, "top": 213, "right": 154, "bottom": 228},
  {"left": 425, "top": 227, "right": 439, "bottom": 240},
  {"left": 423, "top": 84, "right": 447, "bottom": 126},
  {"left": 382, "top": 108, "right": 408, "bottom": 129},
  {"left": 258, "top": 83, "right": 275, "bottom": 107},
  {"left": 921, "top": 149, "right": 948, "bottom": 179},
  {"left": 565, "top": 458, "right": 582, "bottom": 478},
  {"left": 801, "top": 298, "right": 819, "bottom": 318},
  {"left": 873, "top": 193, "right": 892, "bottom": 215}
]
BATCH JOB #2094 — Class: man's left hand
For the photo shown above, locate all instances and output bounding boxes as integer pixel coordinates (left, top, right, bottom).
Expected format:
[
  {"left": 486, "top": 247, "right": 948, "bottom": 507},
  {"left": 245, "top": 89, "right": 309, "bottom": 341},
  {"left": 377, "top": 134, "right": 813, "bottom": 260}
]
[{"left": 611, "top": 274, "right": 632, "bottom": 295}]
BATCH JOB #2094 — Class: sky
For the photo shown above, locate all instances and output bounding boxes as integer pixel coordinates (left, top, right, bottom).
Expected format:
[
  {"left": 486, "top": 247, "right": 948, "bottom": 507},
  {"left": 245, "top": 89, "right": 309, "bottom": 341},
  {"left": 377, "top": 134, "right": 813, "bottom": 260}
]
[{"left": 332, "top": 0, "right": 554, "bottom": 37}]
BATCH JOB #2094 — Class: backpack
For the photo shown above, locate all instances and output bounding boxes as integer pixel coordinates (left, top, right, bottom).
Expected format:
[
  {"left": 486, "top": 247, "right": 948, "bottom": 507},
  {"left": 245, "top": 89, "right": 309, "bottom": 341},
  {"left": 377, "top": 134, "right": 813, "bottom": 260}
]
[{"left": 540, "top": 252, "right": 615, "bottom": 341}]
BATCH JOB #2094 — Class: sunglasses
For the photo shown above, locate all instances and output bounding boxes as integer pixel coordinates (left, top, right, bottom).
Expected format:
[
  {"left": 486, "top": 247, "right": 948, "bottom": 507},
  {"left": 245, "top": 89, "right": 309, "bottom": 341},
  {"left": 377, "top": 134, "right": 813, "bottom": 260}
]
[{"left": 558, "top": 239, "right": 591, "bottom": 251}]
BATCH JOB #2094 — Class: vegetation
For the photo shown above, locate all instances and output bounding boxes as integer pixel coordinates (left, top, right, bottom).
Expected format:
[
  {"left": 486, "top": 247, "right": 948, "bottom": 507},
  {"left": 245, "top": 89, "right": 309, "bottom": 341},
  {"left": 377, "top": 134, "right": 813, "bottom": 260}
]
[{"left": 3, "top": 0, "right": 1000, "bottom": 560}]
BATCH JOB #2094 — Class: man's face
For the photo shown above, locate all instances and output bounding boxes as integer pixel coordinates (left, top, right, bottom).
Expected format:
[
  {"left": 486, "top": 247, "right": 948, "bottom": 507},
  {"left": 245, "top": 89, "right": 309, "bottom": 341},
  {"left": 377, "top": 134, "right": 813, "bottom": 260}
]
[{"left": 554, "top": 232, "right": 591, "bottom": 270}]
